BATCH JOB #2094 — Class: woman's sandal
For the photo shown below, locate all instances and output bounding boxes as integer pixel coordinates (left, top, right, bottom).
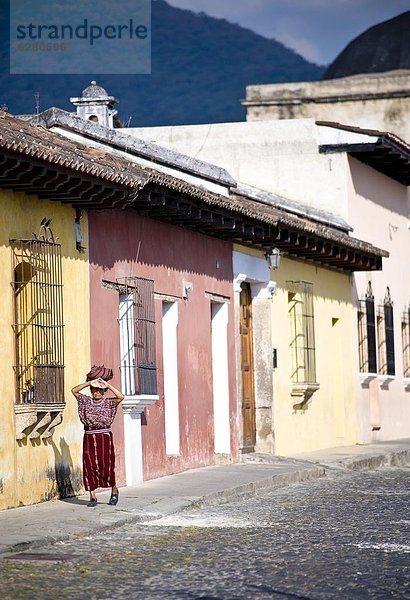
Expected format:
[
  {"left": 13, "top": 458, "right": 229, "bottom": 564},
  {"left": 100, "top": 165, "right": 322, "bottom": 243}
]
[
  {"left": 108, "top": 490, "right": 119, "bottom": 506},
  {"left": 87, "top": 498, "right": 98, "bottom": 507}
]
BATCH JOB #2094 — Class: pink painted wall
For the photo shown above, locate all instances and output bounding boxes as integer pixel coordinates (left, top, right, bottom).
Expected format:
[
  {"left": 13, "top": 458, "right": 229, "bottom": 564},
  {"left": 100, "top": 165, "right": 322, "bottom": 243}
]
[
  {"left": 88, "top": 210, "right": 238, "bottom": 484},
  {"left": 347, "top": 156, "right": 410, "bottom": 442}
]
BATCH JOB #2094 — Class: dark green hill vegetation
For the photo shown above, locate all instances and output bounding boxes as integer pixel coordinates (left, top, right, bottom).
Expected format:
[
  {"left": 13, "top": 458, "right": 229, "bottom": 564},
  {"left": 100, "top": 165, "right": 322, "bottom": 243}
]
[{"left": 0, "top": 0, "right": 324, "bottom": 125}]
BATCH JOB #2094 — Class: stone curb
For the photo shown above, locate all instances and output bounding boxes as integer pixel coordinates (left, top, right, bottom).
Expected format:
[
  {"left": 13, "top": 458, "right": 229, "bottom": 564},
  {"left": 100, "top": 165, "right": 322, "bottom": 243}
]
[
  {"left": 1, "top": 511, "right": 170, "bottom": 557},
  {"left": 189, "top": 465, "right": 326, "bottom": 509},
  {"left": 310, "top": 448, "right": 410, "bottom": 473},
  {"left": 345, "top": 449, "right": 410, "bottom": 470}
]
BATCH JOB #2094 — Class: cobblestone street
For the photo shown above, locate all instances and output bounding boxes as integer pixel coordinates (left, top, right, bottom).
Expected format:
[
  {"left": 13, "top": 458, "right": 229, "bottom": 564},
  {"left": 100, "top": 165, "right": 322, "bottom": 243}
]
[{"left": 2, "top": 466, "right": 409, "bottom": 600}]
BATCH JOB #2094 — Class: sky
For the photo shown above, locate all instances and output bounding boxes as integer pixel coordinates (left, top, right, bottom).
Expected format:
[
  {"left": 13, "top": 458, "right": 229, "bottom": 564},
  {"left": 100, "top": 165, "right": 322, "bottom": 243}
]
[{"left": 164, "top": 0, "right": 409, "bottom": 65}]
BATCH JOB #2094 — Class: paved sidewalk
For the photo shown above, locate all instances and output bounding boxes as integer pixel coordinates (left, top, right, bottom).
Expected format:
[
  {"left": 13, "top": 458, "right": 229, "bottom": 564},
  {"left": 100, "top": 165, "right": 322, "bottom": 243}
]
[{"left": 0, "top": 438, "right": 409, "bottom": 556}]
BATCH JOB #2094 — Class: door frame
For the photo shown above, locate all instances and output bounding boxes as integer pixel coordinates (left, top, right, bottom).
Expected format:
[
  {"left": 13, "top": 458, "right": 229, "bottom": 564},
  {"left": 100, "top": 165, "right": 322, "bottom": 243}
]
[
  {"left": 239, "top": 281, "right": 256, "bottom": 452},
  {"left": 233, "top": 250, "right": 276, "bottom": 454}
]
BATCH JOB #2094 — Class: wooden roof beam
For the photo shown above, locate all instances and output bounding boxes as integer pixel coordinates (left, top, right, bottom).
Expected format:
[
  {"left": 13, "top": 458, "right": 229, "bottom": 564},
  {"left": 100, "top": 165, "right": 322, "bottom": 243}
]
[
  {"left": 71, "top": 190, "right": 130, "bottom": 210},
  {"left": 0, "top": 164, "right": 48, "bottom": 188},
  {"left": 0, "top": 156, "right": 24, "bottom": 178}
]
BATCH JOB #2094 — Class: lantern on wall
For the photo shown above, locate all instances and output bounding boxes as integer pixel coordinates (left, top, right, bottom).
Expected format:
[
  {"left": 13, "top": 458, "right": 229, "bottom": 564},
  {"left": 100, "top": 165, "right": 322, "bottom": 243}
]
[{"left": 265, "top": 247, "right": 281, "bottom": 269}]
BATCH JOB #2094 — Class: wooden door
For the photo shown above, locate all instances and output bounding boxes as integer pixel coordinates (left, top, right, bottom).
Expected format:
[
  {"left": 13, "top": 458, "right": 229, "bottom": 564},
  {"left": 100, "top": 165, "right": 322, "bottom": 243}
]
[{"left": 240, "top": 282, "right": 256, "bottom": 452}]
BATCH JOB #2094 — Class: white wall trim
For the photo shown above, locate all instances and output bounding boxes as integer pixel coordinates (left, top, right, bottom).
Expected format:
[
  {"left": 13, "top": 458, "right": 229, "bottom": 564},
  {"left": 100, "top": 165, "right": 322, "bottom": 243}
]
[
  {"left": 251, "top": 281, "right": 277, "bottom": 299},
  {"left": 233, "top": 251, "right": 276, "bottom": 297},
  {"left": 233, "top": 251, "right": 271, "bottom": 284},
  {"left": 122, "top": 395, "right": 159, "bottom": 414},
  {"left": 233, "top": 273, "right": 247, "bottom": 293},
  {"left": 122, "top": 395, "right": 158, "bottom": 486},
  {"left": 162, "top": 301, "right": 180, "bottom": 455},
  {"left": 211, "top": 301, "right": 231, "bottom": 454}
]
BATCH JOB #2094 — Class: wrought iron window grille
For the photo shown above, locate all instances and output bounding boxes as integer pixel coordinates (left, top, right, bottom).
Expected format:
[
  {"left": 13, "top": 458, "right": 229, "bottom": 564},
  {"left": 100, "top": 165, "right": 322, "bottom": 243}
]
[
  {"left": 358, "top": 281, "right": 377, "bottom": 374},
  {"left": 11, "top": 221, "right": 65, "bottom": 407},
  {"left": 401, "top": 305, "right": 410, "bottom": 378},
  {"left": 117, "top": 276, "right": 158, "bottom": 397},
  {"left": 287, "top": 281, "right": 319, "bottom": 405},
  {"left": 377, "top": 287, "right": 395, "bottom": 377}
]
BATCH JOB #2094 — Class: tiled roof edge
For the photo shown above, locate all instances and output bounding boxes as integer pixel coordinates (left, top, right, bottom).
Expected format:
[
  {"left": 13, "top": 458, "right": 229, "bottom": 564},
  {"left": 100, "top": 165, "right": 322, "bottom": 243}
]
[
  {"left": 235, "top": 182, "right": 353, "bottom": 233},
  {"left": 22, "top": 108, "right": 237, "bottom": 188},
  {"left": 316, "top": 120, "right": 410, "bottom": 154}
]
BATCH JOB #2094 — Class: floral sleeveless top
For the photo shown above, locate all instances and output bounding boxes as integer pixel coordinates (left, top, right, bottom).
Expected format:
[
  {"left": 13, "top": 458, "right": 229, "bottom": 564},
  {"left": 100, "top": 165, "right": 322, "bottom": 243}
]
[{"left": 77, "top": 394, "right": 117, "bottom": 429}]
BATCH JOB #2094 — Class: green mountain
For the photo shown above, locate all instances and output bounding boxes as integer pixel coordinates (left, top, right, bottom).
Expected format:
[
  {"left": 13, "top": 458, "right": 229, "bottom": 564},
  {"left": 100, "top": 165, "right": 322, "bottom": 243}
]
[{"left": 0, "top": 0, "right": 324, "bottom": 125}]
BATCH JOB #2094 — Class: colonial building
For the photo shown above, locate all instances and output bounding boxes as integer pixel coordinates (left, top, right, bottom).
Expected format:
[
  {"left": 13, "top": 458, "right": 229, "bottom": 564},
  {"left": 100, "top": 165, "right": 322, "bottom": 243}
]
[
  {"left": 1, "top": 82, "right": 391, "bottom": 511},
  {"left": 28, "top": 86, "right": 383, "bottom": 458},
  {"left": 318, "top": 121, "right": 410, "bottom": 442},
  {"left": 242, "top": 71, "right": 410, "bottom": 142},
  {"left": 0, "top": 114, "right": 91, "bottom": 509},
  {"left": 242, "top": 11, "right": 410, "bottom": 141},
  {"left": 129, "top": 116, "right": 409, "bottom": 449},
  {"left": 62, "top": 86, "right": 387, "bottom": 457},
  {"left": 0, "top": 109, "right": 243, "bottom": 506}
]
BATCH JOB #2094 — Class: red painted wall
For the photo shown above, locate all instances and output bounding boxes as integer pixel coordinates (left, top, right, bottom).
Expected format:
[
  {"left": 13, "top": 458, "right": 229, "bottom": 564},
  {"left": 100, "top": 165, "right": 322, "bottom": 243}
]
[{"left": 88, "top": 210, "right": 238, "bottom": 484}]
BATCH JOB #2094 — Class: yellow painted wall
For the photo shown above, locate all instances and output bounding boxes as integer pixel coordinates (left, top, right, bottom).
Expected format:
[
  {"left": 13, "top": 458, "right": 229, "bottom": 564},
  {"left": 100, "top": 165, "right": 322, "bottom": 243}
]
[
  {"left": 272, "top": 256, "right": 357, "bottom": 454},
  {"left": 233, "top": 244, "right": 357, "bottom": 455},
  {"left": 0, "top": 189, "right": 90, "bottom": 510}
]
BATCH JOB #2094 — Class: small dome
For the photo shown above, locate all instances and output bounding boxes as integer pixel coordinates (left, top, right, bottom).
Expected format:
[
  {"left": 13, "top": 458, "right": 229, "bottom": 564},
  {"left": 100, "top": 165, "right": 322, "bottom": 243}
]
[
  {"left": 81, "top": 81, "right": 110, "bottom": 99},
  {"left": 323, "top": 12, "right": 410, "bottom": 80}
]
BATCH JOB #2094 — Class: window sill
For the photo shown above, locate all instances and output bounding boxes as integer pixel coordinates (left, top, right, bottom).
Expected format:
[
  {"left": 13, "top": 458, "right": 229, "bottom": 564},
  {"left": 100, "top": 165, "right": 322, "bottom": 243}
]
[
  {"left": 359, "top": 372, "right": 378, "bottom": 385},
  {"left": 291, "top": 382, "right": 320, "bottom": 407},
  {"left": 122, "top": 395, "right": 159, "bottom": 415},
  {"left": 15, "top": 404, "right": 64, "bottom": 441}
]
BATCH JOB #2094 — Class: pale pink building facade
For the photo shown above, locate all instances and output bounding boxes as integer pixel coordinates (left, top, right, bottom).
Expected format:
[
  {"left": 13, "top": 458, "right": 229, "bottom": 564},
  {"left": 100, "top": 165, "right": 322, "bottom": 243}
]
[{"left": 347, "top": 154, "right": 410, "bottom": 442}]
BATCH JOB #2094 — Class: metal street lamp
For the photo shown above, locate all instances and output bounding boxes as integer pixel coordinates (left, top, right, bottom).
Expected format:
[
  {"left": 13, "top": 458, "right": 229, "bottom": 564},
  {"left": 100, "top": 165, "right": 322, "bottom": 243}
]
[{"left": 265, "top": 247, "right": 281, "bottom": 269}]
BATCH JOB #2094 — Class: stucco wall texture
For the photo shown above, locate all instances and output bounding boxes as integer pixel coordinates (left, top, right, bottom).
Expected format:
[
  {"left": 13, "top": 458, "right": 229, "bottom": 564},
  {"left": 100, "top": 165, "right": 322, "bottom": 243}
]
[
  {"left": 271, "top": 256, "right": 357, "bottom": 455},
  {"left": 88, "top": 210, "right": 238, "bottom": 484},
  {"left": 243, "top": 71, "right": 410, "bottom": 142},
  {"left": 347, "top": 157, "right": 410, "bottom": 443},
  {"left": 128, "top": 120, "right": 350, "bottom": 221},
  {"left": 0, "top": 190, "right": 90, "bottom": 510}
]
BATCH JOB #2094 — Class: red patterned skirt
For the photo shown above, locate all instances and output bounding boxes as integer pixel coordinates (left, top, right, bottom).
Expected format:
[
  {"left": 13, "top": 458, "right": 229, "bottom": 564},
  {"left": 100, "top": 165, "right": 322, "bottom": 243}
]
[{"left": 82, "top": 429, "right": 116, "bottom": 491}]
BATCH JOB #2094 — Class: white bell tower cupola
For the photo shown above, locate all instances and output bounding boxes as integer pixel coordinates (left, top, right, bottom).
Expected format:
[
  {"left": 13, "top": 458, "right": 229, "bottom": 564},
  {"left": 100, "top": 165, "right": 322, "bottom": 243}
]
[{"left": 70, "top": 81, "right": 119, "bottom": 128}]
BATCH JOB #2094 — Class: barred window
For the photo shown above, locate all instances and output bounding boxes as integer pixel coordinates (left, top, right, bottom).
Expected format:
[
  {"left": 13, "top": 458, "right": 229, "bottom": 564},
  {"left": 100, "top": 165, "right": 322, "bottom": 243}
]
[
  {"left": 288, "top": 281, "right": 317, "bottom": 384},
  {"left": 358, "top": 282, "right": 377, "bottom": 374},
  {"left": 384, "top": 288, "right": 395, "bottom": 376},
  {"left": 378, "top": 287, "right": 395, "bottom": 377},
  {"left": 402, "top": 306, "right": 410, "bottom": 377},
  {"left": 11, "top": 225, "right": 64, "bottom": 406},
  {"left": 118, "top": 276, "right": 157, "bottom": 397}
]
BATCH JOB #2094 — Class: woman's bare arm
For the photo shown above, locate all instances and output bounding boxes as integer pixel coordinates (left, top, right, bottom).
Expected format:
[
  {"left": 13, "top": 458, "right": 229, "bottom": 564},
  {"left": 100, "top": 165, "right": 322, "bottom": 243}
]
[
  {"left": 105, "top": 381, "right": 125, "bottom": 404},
  {"left": 71, "top": 381, "right": 89, "bottom": 399}
]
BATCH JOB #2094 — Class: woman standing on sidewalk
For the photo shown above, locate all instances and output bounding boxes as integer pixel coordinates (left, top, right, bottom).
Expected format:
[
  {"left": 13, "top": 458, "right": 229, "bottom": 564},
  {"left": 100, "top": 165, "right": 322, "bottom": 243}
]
[{"left": 71, "top": 367, "right": 124, "bottom": 507}]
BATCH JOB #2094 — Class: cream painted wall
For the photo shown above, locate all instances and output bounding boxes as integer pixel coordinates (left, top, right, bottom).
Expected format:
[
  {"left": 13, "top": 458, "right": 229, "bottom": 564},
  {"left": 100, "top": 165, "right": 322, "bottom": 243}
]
[
  {"left": 127, "top": 120, "right": 349, "bottom": 221},
  {"left": 346, "top": 158, "right": 410, "bottom": 443},
  {"left": 0, "top": 190, "right": 90, "bottom": 510},
  {"left": 244, "top": 72, "right": 410, "bottom": 142},
  {"left": 246, "top": 97, "right": 410, "bottom": 141},
  {"left": 271, "top": 256, "right": 357, "bottom": 455}
]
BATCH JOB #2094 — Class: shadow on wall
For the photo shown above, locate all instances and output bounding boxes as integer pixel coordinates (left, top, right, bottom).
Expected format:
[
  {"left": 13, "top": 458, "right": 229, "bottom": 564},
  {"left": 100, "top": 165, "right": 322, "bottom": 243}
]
[
  {"left": 50, "top": 438, "right": 83, "bottom": 499},
  {"left": 349, "top": 156, "right": 407, "bottom": 216},
  {"left": 88, "top": 210, "right": 234, "bottom": 281}
]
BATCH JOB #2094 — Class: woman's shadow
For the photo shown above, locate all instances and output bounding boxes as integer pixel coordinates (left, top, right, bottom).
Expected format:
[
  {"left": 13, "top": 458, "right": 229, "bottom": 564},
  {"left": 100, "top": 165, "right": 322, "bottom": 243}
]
[{"left": 51, "top": 438, "right": 88, "bottom": 504}]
